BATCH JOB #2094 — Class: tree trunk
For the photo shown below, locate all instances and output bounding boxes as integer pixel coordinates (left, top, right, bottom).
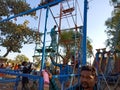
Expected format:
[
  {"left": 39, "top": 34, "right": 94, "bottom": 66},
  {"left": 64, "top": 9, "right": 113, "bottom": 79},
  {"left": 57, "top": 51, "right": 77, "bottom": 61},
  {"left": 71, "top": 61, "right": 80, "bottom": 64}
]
[{"left": 3, "top": 48, "right": 11, "bottom": 57}]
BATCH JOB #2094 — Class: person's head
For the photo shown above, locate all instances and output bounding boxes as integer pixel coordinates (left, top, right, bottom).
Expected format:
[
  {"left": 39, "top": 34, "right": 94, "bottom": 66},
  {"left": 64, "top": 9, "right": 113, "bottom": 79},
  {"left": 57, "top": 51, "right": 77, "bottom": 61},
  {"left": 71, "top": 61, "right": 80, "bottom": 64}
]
[
  {"left": 54, "top": 25, "right": 56, "bottom": 29},
  {"left": 22, "top": 61, "right": 28, "bottom": 66},
  {"left": 80, "top": 65, "right": 97, "bottom": 90},
  {"left": 96, "top": 49, "right": 100, "bottom": 52},
  {"left": 101, "top": 48, "right": 106, "bottom": 52}
]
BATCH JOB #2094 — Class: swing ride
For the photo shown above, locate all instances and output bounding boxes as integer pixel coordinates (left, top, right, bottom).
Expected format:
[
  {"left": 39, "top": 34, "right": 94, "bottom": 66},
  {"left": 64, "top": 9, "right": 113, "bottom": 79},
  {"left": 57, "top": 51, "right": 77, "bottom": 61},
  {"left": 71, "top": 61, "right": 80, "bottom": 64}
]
[
  {"left": 33, "top": 0, "right": 83, "bottom": 89},
  {"left": 0, "top": 0, "right": 120, "bottom": 90}
]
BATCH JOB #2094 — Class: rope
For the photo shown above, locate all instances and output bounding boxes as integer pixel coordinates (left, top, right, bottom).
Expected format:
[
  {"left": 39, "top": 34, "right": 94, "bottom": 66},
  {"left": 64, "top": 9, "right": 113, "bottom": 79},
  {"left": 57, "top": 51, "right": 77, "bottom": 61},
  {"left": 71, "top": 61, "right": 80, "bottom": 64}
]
[
  {"left": 66, "top": 0, "right": 77, "bottom": 30},
  {"left": 38, "top": 9, "right": 42, "bottom": 32},
  {"left": 95, "top": 52, "right": 111, "bottom": 90},
  {"left": 76, "top": 0, "right": 83, "bottom": 24},
  {"left": 113, "top": 76, "right": 120, "bottom": 89},
  {"left": 49, "top": 7, "right": 59, "bottom": 27},
  {"left": 75, "top": 0, "right": 77, "bottom": 27},
  {"left": 100, "top": 72, "right": 111, "bottom": 90},
  {"left": 61, "top": 4, "right": 71, "bottom": 28},
  {"left": 33, "top": 9, "right": 42, "bottom": 62},
  {"left": 69, "top": 30, "right": 78, "bottom": 87}
]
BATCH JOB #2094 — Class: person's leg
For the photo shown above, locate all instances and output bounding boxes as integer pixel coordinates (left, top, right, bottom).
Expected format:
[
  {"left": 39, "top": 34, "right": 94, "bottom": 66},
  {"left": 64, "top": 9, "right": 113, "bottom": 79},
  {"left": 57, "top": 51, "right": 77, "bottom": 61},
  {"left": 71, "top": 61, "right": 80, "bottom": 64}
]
[
  {"left": 25, "top": 83, "right": 30, "bottom": 90},
  {"left": 31, "top": 81, "right": 38, "bottom": 90},
  {"left": 22, "top": 83, "right": 25, "bottom": 90},
  {"left": 61, "top": 81, "right": 65, "bottom": 90},
  {"left": 44, "top": 84, "right": 49, "bottom": 90}
]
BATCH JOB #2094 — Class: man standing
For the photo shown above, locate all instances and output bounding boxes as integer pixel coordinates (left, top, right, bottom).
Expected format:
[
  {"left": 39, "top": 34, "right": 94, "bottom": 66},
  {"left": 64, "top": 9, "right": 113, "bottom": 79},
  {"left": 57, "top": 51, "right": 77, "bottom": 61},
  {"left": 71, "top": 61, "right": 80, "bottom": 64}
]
[
  {"left": 76, "top": 65, "right": 98, "bottom": 90},
  {"left": 21, "top": 61, "right": 32, "bottom": 90},
  {"left": 50, "top": 25, "right": 57, "bottom": 48}
]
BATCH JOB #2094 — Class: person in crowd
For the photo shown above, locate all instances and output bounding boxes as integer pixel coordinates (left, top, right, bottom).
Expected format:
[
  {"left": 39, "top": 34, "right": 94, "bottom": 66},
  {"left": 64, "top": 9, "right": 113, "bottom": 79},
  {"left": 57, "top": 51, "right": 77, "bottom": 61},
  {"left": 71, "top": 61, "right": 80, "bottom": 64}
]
[
  {"left": 76, "top": 65, "right": 98, "bottom": 90},
  {"left": 41, "top": 68, "right": 60, "bottom": 90},
  {"left": 0, "top": 63, "right": 5, "bottom": 79},
  {"left": 14, "top": 63, "right": 18, "bottom": 70},
  {"left": 21, "top": 61, "right": 32, "bottom": 90},
  {"left": 42, "top": 69, "right": 51, "bottom": 90}
]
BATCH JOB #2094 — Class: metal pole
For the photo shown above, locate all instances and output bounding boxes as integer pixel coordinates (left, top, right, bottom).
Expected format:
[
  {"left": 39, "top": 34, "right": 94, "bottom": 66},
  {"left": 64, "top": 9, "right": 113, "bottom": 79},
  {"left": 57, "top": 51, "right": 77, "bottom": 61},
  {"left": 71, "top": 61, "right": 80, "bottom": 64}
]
[
  {"left": 82, "top": 0, "right": 88, "bottom": 65},
  {"left": 41, "top": 7, "right": 49, "bottom": 70}
]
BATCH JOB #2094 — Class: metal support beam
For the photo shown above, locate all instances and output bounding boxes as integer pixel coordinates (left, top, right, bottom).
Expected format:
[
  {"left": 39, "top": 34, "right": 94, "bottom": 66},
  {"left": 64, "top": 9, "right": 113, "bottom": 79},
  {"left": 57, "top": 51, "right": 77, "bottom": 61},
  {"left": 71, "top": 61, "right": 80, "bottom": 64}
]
[
  {"left": 82, "top": 0, "right": 88, "bottom": 65},
  {"left": 0, "top": 0, "right": 65, "bottom": 23},
  {"left": 41, "top": 7, "right": 49, "bottom": 70}
]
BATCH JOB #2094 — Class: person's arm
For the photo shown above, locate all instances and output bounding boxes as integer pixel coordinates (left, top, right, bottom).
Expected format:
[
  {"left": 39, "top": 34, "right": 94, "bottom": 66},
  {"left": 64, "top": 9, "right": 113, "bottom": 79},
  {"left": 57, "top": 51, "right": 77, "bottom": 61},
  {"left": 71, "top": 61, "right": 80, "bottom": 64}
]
[
  {"left": 26, "top": 63, "right": 32, "bottom": 73},
  {"left": 45, "top": 70, "right": 52, "bottom": 79}
]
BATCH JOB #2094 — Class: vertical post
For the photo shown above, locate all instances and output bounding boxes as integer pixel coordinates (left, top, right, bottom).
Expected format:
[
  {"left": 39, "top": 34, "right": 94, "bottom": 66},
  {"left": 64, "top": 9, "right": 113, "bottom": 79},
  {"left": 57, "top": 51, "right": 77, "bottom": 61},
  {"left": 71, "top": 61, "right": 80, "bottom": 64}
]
[
  {"left": 38, "top": 77, "right": 44, "bottom": 90},
  {"left": 41, "top": 7, "right": 49, "bottom": 70},
  {"left": 82, "top": 0, "right": 88, "bottom": 65}
]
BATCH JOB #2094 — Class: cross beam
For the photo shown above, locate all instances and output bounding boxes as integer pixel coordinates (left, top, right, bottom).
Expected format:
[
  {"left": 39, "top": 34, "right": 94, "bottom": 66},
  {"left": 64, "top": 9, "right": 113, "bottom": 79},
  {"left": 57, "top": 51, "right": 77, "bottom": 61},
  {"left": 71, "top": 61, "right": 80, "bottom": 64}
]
[{"left": 0, "top": 0, "right": 65, "bottom": 23}]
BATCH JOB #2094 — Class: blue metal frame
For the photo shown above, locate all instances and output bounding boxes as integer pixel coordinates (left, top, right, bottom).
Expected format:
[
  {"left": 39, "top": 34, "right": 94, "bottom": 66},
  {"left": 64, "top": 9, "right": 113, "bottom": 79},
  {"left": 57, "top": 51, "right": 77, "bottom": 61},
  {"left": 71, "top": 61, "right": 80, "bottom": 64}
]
[
  {"left": 82, "top": 0, "right": 88, "bottom": 65},
  {"left": 0, "top": 69, "right": 43, "bottom": 90},
  {"left": 0, "top": 0, "right": 88, "bottom": 67},
  {"left": 0, "top": 0, "right": 89, "bottom": 89},
  {"left": 41, "top": 7, "right": 49, "bottom": 70}
]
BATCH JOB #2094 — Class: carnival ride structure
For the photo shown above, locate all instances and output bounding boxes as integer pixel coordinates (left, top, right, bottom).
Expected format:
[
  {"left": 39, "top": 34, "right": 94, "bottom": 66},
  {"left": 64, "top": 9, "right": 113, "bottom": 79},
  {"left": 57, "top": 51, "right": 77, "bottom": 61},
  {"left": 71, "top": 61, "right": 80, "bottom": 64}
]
[
  {"left": 93, "top": 48, "right": 120, "bottom": 90},
  {"left": 0, "top": 0, "right": 120, "bottom": 90},
  {"left": 0, "top": 0, "right": 84, "bottom": 90}
]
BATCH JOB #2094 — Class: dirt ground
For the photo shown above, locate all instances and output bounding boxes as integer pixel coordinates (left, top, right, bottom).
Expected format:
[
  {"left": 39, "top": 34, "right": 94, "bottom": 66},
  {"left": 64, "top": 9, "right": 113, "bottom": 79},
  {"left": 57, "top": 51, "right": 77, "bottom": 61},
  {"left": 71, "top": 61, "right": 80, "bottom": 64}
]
[
  {"left": 0, "top": 80, "right": 37, "bottom": 90},
  {"left": 0, "top": 82, "right": 120, "bottom": 90},
  {"left": 0, "top": 76, "right": 120, "bottom": 90}
]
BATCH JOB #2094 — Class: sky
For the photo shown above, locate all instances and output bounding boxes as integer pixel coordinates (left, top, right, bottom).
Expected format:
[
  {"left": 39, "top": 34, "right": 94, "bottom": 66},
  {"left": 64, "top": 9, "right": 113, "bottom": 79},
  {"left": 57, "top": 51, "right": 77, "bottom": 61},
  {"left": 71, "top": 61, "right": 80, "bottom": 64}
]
[
  {"left": 0, "top": 0, "right": 114, "bottom": 62},
  {"left": 87, "top": 0, "right": 113, "bottom": 50}
]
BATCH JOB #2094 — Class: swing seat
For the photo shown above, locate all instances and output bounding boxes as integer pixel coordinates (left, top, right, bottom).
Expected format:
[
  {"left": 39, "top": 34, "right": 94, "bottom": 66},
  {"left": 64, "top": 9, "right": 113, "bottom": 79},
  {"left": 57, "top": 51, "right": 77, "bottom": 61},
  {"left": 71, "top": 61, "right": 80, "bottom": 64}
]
[
  {"left": 36, "top": 48, "right": 55, "bottom": 53},
  {"left": 36, "top": 49, "right": 42, "bottom": 53},
  {"left": 46, "top": 48, "right": 56, "bottom": 52},
  {"left": 62, "top": 7, "right": 74, "bottom": 14}
]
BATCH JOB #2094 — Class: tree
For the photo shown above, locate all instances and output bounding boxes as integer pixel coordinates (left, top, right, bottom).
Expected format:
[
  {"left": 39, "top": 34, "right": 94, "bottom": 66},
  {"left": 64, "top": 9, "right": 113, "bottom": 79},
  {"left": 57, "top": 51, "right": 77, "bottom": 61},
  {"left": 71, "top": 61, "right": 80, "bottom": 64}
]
[
  {"left": 15, "top": 54, "right": 29, "bottom": 63},
  {"left": 87, "top": 37, "right": 94, "bottom": 58},
  {"left": 0, "top": 0, "right": 40, "bottom": 57},
  {"left": 111, "top": 0, "right": 118, "bottom": 3},
  {"left": 59, "top": 30, "right": 93, "bottom": 63},
  {"left": 105, "top": 0, "right": 120, "bottom": 51}
]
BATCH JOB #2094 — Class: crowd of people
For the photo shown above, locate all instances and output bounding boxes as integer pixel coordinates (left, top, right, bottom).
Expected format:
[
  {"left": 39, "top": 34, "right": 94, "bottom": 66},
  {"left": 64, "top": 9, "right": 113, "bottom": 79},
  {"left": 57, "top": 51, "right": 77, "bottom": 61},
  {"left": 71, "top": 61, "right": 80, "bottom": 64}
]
[
  {"left": 0, "top": 61, "right": 37, "bottom": 90},
  {"left": 0, "top": 59, "right": 98, "bottom": 90},
  {"left": 0, "top": 62, "right": 21, "bottom": 71}
]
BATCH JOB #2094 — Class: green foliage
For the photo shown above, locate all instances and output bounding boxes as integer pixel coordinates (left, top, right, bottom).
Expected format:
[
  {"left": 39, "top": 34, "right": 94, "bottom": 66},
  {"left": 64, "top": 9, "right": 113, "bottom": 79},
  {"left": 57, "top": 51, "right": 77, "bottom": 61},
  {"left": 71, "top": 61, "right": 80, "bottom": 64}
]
[
  {"left": 0, "top": 0, "right": 35, "bottom": 17},
  {"left": 0, "top": 21, "right": 40, "bottom": 57},
  {"left": 87, "top": 37, "right": 93, "bottom": 58},
  {"left": 15, "top": 54, "right": 29, "bottom": 63},
  {"left": 105, "top": 7, "right": 120, "bottom": 51},
  {"left": 7, "top": 54, "right": 29, "bottom": 64},
  {"left": 59, "top": 30, "right": 93, "bottom": 62},
  {"left": 59, "top": 30, "right": 76, "bottom": 46},
  {"left": 0, "top": 1, "right": 40, "bottom": 57},
  {"left": 111, "top": 0, "right": 118, "bottom": 3}
]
